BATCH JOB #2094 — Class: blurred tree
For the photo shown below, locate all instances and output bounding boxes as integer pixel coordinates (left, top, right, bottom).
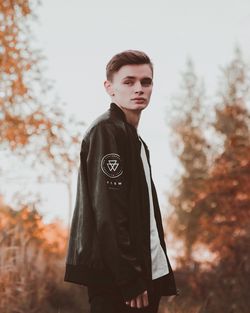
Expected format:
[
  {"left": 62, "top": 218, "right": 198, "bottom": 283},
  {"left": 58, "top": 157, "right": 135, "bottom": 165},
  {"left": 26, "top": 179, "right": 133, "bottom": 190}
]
[
  {"left": 0, "top": 2, "right": 88, "bottom": 312},
  {"left": 195, "top": 48, "right": 250, "bottom": 256},
  {"left": 178, "top": 46, "right": 250, "bottom": 313},
  {"left": 0, "top": 197, "right": 88, "bottom": 313},
  {"left": 168, "top": 48, "right": 250, "bottom": 313},
  {"left": 166, "top": 59, "right": 210, "bottom": 262},
  {"left": 0, "top": 0, "right": 83, "bottom": 181},
  {"left": 0, "top": 0, "right": 84, "bottom": 226}
]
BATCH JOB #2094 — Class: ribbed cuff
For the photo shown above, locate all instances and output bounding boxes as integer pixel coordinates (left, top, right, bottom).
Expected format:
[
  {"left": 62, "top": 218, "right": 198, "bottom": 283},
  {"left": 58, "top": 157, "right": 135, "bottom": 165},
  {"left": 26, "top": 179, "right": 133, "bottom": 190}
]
[{"left": 119, "top": 276, "right": 147, "bottom": 301}]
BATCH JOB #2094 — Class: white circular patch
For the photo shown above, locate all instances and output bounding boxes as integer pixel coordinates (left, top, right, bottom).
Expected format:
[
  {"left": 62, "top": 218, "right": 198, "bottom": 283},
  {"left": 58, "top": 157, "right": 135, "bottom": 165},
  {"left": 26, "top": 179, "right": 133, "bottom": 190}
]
[{"left": 101, "top": 153, "right": 123, "bottom": 178}]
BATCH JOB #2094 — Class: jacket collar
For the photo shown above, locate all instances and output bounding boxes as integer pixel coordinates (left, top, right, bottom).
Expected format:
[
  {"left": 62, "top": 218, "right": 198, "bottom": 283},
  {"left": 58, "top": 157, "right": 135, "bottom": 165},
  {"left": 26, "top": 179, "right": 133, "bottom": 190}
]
[
  {"left": 109, "top": 102, "right": 147, "bottom": 153},
  {"left": 109, "top": 102, "right": 140, "bottom": 137},
  {"left": 110, "top": 102, "right": 127, "bottom": 122}
]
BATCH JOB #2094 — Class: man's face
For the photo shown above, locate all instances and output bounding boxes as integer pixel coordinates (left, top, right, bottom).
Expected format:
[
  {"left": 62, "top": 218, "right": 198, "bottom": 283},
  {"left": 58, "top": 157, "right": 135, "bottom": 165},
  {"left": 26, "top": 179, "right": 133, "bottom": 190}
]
[{"left": 105, "top": 64, "right": 153, "bottom": 112}]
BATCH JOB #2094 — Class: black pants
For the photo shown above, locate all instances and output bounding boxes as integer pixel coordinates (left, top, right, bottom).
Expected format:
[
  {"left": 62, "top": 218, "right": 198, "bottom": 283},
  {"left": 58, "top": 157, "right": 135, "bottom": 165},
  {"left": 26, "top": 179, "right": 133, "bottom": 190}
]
[{"left": 87, "top": 282, "right": 161, "bottom": 313}]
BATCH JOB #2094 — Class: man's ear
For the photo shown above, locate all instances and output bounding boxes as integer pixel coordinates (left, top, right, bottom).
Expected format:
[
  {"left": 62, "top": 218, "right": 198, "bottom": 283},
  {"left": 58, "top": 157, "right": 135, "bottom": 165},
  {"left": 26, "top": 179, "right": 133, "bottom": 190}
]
[{"left": 104, "top": 80, "right": 114, "bottom": 97}]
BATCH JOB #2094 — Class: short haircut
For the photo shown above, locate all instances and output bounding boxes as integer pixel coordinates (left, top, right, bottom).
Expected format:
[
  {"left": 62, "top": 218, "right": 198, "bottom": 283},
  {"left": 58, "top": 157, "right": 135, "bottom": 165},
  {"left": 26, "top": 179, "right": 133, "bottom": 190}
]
[{"left": 106, "top": 50, "right": 153, "bottom": 81}]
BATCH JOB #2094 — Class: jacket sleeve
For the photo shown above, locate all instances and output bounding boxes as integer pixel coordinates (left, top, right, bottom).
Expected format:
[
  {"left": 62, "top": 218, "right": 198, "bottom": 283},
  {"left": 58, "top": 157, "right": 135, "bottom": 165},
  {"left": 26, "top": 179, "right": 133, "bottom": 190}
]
[{"left": 84, "top": 122, "right": 147, "bottom": 301}]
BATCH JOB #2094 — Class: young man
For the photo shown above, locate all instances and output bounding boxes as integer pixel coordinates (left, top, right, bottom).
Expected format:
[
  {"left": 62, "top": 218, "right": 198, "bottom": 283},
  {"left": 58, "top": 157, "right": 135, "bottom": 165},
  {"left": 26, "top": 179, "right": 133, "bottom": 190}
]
[{"left": 64, "top": 50, "right": 178, "bottom": 312}]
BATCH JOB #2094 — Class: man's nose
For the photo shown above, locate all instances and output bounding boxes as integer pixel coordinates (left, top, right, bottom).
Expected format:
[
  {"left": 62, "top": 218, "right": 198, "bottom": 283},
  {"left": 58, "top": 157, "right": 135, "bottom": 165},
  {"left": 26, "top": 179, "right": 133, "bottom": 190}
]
[{"left": 134, "top": 81, "right": 143, "bottom": 93}]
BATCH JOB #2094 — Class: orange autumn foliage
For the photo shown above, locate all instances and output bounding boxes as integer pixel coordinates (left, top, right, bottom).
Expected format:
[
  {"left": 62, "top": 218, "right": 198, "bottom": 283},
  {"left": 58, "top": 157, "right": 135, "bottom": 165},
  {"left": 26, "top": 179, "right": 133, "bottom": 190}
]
[
  {"left": 167, "top": 49, "right": 250, "bottom": 313},
  {"left": 0, "top": 196, "right": 69, "bottom": 313},
  {"left": 0, "top": 0, "right": 83, "bottom": 181}
]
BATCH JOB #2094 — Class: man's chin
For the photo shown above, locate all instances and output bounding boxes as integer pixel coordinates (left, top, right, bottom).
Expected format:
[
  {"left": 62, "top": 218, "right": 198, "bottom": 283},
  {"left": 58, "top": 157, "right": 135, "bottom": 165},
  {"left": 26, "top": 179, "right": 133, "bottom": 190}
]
[
  {"left": 134, "top": 103, "right": 148, "bottom": 111},
  {"left": 130, "top": 101, "right": 149, "bottom": 110},
  {"left": 120, "top": 102, "right": 149, "bottom": 112}
]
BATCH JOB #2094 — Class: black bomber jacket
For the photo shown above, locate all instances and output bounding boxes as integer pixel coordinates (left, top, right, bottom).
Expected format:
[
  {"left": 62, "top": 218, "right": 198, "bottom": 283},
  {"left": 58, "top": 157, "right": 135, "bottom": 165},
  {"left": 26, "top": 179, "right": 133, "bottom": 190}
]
[{"left": 64, "top": 102, "right": 178, "bottom": 301}]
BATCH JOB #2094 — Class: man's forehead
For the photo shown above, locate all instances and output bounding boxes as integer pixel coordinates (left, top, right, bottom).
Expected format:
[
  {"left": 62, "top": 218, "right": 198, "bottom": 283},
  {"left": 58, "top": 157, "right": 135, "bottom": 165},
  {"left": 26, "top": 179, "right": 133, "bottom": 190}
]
[{"left": 116, "top": 64, "right": 153, "bottom": 79}]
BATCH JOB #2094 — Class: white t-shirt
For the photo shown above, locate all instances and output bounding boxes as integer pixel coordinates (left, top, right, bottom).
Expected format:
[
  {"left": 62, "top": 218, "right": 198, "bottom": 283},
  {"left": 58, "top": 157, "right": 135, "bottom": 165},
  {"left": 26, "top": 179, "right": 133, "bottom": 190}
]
[{"left": 138, "top": 135, "right": 170, "bottom": 280}]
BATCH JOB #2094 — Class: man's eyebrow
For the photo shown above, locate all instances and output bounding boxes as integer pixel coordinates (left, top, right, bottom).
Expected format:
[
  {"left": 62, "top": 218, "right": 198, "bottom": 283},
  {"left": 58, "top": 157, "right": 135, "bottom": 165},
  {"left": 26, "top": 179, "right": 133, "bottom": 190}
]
[
  {"left": 122, "top": 76, "right": 152, "bottom": 80},
  {"left": 122, "top": 76, "right": 136, "bottom": 80}
]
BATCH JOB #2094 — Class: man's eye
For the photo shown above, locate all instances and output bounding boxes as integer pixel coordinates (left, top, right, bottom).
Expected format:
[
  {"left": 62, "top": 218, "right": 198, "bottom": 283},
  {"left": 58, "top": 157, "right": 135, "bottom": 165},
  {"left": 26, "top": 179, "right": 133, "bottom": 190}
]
[
  {"left": 141, "top": 80, "right": 152, "bottom": 86},
  {"left": 124, "top": 81, "right": 133, "bottom": 85}
]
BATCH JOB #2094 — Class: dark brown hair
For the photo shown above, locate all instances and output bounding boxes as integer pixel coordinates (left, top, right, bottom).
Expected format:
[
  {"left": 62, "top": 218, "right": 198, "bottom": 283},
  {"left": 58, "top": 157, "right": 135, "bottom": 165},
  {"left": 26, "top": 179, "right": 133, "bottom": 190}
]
[{"left": 106, "top": 50, "right": 153, "bottom": 81}]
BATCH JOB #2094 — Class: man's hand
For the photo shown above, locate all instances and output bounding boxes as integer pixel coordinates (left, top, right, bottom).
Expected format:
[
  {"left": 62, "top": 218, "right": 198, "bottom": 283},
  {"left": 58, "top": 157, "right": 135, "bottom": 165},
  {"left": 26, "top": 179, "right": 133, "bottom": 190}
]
[{"left": 125, "top": 290, "right": 149, "bottom": 308}]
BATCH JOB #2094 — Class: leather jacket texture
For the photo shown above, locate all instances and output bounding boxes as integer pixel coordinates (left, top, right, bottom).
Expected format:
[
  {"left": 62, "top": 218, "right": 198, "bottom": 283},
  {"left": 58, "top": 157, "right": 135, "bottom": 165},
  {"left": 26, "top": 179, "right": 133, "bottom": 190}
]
[{"left": 64, "top": 102, "right": 178, "bottom": 301}]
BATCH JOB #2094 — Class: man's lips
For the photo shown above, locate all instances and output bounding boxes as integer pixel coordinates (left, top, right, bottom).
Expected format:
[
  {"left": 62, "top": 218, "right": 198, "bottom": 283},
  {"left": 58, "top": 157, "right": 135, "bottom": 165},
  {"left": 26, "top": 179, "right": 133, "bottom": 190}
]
[{"left": 131, "top": 98, "right": 146, "bottom": 101}]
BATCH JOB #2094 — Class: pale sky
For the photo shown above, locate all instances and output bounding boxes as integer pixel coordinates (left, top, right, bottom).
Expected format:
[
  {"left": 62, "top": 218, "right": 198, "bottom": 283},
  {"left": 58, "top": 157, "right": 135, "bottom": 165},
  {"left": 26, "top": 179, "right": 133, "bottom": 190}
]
[{"left": 3, "top": 0, "right": 250, "bottom": 226}]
